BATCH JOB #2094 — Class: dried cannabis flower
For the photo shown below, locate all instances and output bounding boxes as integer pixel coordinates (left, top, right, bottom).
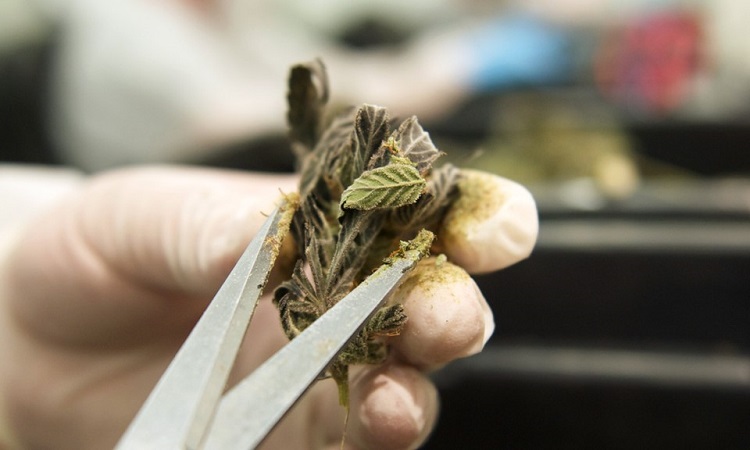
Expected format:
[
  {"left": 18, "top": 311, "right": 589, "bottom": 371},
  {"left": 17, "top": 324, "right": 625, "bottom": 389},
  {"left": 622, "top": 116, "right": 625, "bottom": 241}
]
[{"left": 273, "top": 59, "right": 460, "bottom": 406}]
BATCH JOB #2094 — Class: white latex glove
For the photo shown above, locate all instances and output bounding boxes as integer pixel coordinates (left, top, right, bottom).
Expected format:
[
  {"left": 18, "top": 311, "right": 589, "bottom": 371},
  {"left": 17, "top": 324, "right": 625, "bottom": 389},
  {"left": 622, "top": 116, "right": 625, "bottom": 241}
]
[{"left": 0, "top": 165, "right": 536, "bottom": 449}]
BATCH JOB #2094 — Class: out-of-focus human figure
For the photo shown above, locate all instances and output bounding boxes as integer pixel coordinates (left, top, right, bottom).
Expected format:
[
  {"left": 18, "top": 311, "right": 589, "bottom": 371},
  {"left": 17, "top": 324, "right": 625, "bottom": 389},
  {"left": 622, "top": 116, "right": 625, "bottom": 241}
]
[{"left": 2, "top": 0, "right": 572, "bottom": 171}]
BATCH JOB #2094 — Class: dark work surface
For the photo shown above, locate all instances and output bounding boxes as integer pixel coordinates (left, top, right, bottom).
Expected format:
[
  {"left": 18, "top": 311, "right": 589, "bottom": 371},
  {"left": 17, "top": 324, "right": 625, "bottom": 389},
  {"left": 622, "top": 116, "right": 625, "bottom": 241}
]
[
  {"left": 628, "top": 122, "right": 750, "bottom": 176},
  {"left": 428, "top": 375, "right": 750, "bottom": 450},
  {"left": 478, "top": 251, "right": 750, "bottom": 349}
]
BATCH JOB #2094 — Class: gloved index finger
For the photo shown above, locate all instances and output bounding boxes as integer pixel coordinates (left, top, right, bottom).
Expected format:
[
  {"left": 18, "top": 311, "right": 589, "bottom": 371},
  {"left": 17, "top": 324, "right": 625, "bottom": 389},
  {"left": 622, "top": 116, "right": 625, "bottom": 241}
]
[{"left": 3, "top": 167, "right": 299, "bottom": 349}]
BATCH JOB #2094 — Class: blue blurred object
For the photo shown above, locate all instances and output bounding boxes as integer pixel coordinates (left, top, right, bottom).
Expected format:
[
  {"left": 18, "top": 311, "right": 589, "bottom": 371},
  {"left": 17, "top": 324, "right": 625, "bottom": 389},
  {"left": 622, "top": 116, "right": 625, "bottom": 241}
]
[{"left": 467, "top": 13, "right": 571, "bottom": 90}]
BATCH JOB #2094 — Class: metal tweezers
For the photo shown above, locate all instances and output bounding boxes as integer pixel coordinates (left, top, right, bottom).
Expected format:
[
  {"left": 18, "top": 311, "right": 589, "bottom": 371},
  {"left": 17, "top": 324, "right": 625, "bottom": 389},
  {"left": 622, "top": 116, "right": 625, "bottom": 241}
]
[{"left": 115, "top": 197, "right": 422, "bottom": 450}]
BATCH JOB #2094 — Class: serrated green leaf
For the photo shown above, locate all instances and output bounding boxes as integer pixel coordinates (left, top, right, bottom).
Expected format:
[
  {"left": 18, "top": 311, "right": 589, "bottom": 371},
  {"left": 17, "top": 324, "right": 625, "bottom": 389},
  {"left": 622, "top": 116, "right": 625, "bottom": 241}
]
[
  {"left": 341, "top": 163, "right": 426, "bottom": 210},
  {"left": 387, "top": 163, "right": 460, "bottom": 234}
]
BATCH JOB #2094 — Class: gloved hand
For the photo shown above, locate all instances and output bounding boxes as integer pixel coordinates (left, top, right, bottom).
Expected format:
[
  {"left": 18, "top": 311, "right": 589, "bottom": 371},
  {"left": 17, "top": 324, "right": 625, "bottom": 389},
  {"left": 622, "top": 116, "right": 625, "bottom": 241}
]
[
  {"left": 0, "top": 165, "right": 536, "bottom": 449},
  {"left": 465, "top": 13, "right": 572, "bottom": 91}
]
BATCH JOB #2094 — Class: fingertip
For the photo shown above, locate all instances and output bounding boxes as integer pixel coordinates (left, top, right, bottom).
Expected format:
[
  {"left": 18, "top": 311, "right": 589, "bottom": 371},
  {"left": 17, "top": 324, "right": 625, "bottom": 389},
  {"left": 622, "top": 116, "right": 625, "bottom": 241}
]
[
  {"left": 348, "top": 364, "right": 438, "bottom": 450},
  {"left": 391, "top": 259, "right": 494, "bottom": 369},
  {"left": 440, "top": 169, "right": 538, "bottom": 274}
]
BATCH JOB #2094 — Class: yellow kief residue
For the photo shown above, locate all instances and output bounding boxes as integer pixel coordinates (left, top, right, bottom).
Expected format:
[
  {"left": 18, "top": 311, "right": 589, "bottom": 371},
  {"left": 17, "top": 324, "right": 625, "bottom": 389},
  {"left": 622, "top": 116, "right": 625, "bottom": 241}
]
[
  {"left": 264, "top": 193, "right": 299, "bottom": 251},
  {"left": 394, "top": 256, "right": 468, "bottom": 300},
  {"left": 262, "top": 192, "right": 300, "bottom": 277},
  {"left": 441, "top": 170, "right": 503, "bottom": 243},
  {"left": 277, "top": 192, "right": 300, "bottom": 232}
]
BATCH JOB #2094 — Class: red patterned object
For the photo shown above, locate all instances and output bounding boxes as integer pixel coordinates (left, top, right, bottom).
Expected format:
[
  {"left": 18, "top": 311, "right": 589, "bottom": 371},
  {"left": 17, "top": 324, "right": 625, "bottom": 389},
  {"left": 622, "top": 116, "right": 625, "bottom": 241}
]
[{"left": 595, "top": 10, "right": 703, "bottom": 114}]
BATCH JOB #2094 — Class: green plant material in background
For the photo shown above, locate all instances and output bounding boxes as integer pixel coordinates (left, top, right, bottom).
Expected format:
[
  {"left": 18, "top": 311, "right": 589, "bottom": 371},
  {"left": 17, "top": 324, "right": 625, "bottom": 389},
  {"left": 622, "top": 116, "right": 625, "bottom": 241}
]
[{"left": 273, "top": 59, "right": 459, "bottom": 407}]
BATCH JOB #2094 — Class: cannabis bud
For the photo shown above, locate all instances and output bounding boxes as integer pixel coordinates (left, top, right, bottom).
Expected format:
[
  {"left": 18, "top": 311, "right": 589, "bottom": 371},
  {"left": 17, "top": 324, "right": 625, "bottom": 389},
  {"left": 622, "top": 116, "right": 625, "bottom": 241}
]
[{"left": 273, "top": 59, "right": 459, "bottom": 406}]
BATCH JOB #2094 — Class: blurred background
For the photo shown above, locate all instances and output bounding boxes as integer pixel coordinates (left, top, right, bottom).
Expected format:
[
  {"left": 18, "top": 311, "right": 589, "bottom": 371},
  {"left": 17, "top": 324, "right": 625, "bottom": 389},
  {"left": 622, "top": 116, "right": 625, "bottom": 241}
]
[{"left": 1, "top": 0, "right": 749, "bottom": 448}]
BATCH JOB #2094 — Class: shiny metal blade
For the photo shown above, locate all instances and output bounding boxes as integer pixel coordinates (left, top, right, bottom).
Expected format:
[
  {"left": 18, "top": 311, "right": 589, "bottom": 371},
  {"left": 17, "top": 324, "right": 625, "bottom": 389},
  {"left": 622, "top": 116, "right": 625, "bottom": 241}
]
[
  {"left": 116, "top": 198, "right": 296, "bottom": 450},
  {"left": 203, "top": 249, "right": 423, "bottom": 450}
]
